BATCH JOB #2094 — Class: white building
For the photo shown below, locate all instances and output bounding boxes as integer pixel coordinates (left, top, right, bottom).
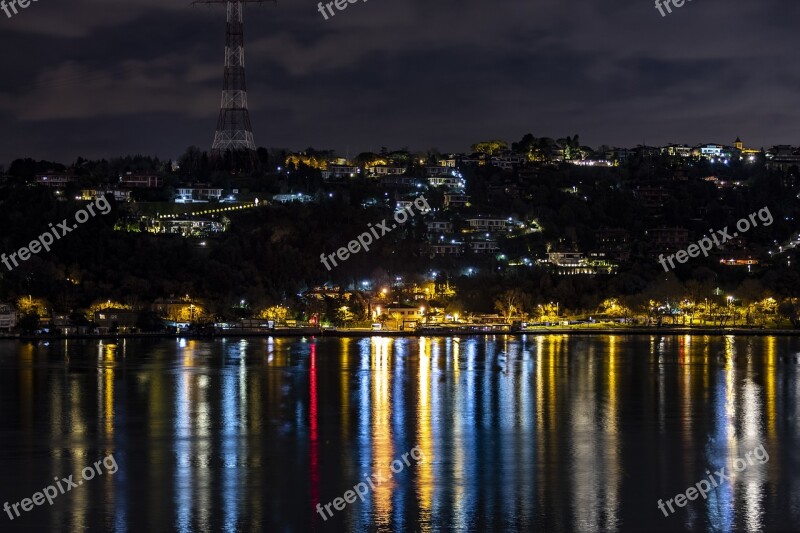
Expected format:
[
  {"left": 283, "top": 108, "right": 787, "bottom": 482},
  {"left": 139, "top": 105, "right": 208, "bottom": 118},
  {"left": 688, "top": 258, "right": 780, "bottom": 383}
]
[
  {"left": 0, "top": 303, "right": 16, "bottom": 332},
  {"left": 35, "top": 174, "right": 77, "bottom": 188},
  {"left": 466, "top": 218, "right": 508, "bottom": 231},
  {"left": 322, "top": 165, "right": 359, "bottom": 180},
  {"left": 427, "top": 175, "right": 464, "bottom": 188},
  {"left": 470, "top": 241, "right": 499, "bottom": 254},
  {"left": 175, "top": 188, "right": 223, "bottom": 203},
  {"left": 273, "top": 193, "right": 313, "bottom": 204},
  {"left": 369, "top": 166, "right": 406, "bottom": 177},
  {"left": 425, "top": 243, "right": 463, "bottom": 256},
  {"left": 426, "top": 221, "right": 453, "bottom": 234},
  {"left": 699, "top": 144, "right": 724, "bottom": 159}
]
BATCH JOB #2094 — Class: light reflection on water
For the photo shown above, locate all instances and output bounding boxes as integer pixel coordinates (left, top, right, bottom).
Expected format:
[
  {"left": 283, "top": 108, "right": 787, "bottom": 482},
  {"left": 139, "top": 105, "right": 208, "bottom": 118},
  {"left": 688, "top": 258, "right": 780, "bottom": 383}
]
[{"left": 0, "top": 335, "right": 799, "bottom": 531}]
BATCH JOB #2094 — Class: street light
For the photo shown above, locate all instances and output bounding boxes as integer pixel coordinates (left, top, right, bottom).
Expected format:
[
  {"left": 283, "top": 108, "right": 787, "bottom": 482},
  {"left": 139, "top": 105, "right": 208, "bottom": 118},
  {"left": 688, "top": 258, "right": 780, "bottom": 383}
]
[{"left": 727, "top": 296, "right": 734, "bottom": 326}]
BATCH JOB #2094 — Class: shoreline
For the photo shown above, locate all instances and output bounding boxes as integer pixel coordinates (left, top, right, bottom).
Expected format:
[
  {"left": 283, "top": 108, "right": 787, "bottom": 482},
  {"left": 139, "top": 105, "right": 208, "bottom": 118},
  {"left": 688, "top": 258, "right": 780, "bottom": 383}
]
[{"left": 2, "top": 325, "right": 799, "bottom": 341}]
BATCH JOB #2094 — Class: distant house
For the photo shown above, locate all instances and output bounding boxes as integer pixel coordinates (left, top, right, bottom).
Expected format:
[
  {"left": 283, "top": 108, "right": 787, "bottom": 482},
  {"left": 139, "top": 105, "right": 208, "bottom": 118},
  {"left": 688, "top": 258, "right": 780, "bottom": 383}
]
[
  {"left": 384, "top": 305, "right": 425, "bottom": 330},
  {"left": 425, "top": 243, "right": 463, "bottom": 257},
  {"left": 633, "top": 187, "right": 670, "bottom": 208},
  {"left": 379, "top": 175, "right": 416, "bottom": 187},
  {"left": 368, "top": 165, "right": 406, "bottom": 177},
  {"left": 153, "top": 217, "right": 225, "bottom": 237},
  {"left": 0, "top": 303, "right": 16, "bottom": 332},
  {"left": 80, "top": 189, "right": 131, "bottom": 202},
  {"left": 466, "top": 218, "right": 508, "bottom": 232},
  {"left": 35, "top": 173, "right": 78, "bottom": 188},
  {"left": 661, "top": 144, "right": 692, "bottom": 158},
  {"left": 120, "top": 174, "right": 163, "bottom": 188},
  {"left": 766, "top": 145, "right": 800, "bottom": 171},
  {"left": 175, "top": 187, "right": 223, "bottom": 203},
  {"left": 426, "top": 221, "right": 453, "bottom": 234},
  {"left": 51, "top": 313, "right": 91, "bottom": 336},
  {"left": 470, "top": 240, "right": 500, "bottom": 254},
  {"left": 273, "top": 193, "right": 313, "bottom": 204},
  {"left": 94, "top": 309, "right": 139, "bottom": 333},
  {"left": 648, "top": 227, "right": 690, "bottom": 250},
  {"left": 698, "top": 144, "right": 726, "bottom": 159},
  {"left": 322, "top": 165, "right": 358, "bottom": 180},
  {"left": 425, "top": 166, "right": 450, "bottom": 176},
  {"left": 444, "top": 192, "right": 470, "bottom": 209},
  {"left": 427, "top": 175, "right": 463, "bottom": 189}
]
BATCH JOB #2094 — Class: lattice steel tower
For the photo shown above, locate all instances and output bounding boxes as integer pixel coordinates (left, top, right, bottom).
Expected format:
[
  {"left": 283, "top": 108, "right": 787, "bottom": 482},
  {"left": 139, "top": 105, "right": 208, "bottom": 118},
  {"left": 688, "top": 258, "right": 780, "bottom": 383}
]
[{"left": 194, "top": 1, "right": 272, "bottom": 156}]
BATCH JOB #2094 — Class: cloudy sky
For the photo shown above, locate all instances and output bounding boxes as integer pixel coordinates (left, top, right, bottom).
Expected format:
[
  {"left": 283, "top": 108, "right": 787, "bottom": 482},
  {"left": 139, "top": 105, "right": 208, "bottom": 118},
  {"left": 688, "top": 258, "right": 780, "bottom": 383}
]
[{"left": 0, "top": 0, "right": 798, "bottom": 165}]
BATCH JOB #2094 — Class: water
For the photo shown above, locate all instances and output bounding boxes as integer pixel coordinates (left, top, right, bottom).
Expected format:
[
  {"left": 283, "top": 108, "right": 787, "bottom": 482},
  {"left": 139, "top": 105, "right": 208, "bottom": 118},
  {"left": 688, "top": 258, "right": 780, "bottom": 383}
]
[{"left": 0, "top": 335, "right": 799, "bottom": 532}]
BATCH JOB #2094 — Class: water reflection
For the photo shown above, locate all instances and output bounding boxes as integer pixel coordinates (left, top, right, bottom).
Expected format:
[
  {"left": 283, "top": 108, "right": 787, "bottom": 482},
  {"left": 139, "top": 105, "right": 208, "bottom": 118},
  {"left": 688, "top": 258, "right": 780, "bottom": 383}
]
[{"left": 0, "top": 335, "right": 799, "bottom": 531}]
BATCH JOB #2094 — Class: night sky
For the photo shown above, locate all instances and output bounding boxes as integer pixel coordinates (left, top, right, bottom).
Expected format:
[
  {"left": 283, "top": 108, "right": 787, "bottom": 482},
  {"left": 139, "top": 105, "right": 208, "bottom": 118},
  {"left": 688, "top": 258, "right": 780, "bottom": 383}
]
[{"left": 1, "top": 0, "right": 799, "bottom": 165}]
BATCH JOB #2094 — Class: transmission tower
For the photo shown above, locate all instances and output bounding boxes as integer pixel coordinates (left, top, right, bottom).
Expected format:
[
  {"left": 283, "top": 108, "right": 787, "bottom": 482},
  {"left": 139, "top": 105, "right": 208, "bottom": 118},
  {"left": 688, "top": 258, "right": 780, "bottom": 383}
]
[{"left": 193, "top": 0, "right": 273, "bottom": 160}]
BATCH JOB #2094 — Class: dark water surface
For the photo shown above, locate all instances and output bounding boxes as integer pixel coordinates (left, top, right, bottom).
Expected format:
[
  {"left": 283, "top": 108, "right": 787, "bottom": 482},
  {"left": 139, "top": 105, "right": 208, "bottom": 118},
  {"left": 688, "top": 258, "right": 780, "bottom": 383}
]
[{"left": 1, "top": 335, "right": 799, "bottom": 532}]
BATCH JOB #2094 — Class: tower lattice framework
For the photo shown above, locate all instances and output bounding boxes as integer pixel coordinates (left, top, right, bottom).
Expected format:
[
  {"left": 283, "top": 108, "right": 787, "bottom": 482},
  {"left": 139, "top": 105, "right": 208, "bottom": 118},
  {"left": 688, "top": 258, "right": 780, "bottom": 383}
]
[{"left": 194, "top": 0, "right": 271, "bottom": 156}]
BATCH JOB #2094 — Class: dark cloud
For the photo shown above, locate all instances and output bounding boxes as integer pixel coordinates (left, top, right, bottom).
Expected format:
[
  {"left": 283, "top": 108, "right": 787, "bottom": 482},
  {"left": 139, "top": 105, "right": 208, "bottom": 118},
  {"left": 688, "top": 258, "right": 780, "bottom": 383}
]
[{"left": 1, "top": 0, "right": 799, "bottom": 164}]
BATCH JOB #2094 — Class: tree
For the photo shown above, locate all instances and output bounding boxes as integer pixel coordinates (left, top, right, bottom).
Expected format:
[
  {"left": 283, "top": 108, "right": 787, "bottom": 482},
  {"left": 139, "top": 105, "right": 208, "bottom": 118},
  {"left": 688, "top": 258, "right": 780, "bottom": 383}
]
[
  {"left": 471, "top": 140, "right": 508, "bottom": 156},
  {"left": 18, "top": 313, "right": 39, "bottom": 335},
  {"left": 778, "top": 300, "right": 800, "bottom": 328},
  {"left": 494, "top": 289, "right": 529, "bottom": 321}
]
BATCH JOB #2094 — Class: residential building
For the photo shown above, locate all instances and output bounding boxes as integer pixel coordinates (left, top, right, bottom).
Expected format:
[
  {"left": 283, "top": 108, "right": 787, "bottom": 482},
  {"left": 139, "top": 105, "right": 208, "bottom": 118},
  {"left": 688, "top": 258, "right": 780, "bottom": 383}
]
[
  {"left": 380, "top": 175, "right": 417, "bottom": 187},
  {"left": 273, "top": 193, "right": 313, "bottom": 203},
  {"left": 634, "top": 187, "right": 670, "bottom": 208},
  {"left": 51, "top": 313, "right": 90, "bottom": 335},
  {"left": 594, "top": 228, "right": 631, "bottom": 262},
  {"left": 490, "top": 150, "right": 525, "bottom": 170},
  {"left": 697, "top": 144, "right": 731, "bottom": 160},
  {"left": 466, "top": 218, "right": 509, "bottom": 232},
  {"left": 470, "top": 240, "right": 499, "bottom": 254},
  {"left": 444, "top": 192, "right": 470, "bottom": 208},
  {"left": 0, "top": 303, "right": 16, "bottom": 332},
  {"left": 153, "top": 217, "right": 226, "bottom": 237},
  {"left": 438, "top": 156, "right": 458, "bottom": 168},
  {"left": 384, "top": 305, "right": 425, "bottom": 324},
  {"left": 94, "top": 309, "right": 139, "bottom": 333},
  {"left": 80, "top": 189, "right": 131, "bottom": 202},
  {"left": 546, "top": 251, "right": 616, "bottom": 275},
  {"left": 424, "top": 243, "right": 463, "bottom": 256},
  {"left": 120, "top": 174, "right": 163, "bottom": 188},
  {"left": 427, "top": 175, "right": 464, "bottom": 188},
  {"left": 175, "top": 187, "right": 224, "bottom": 203},
  {"left": 322, "top": 165, "right": 359, "bottom": 180},
  {"left": 548, "top": 251, "right": 586, "bottom": 267},
  {"left": 369, "top": 165, "right": 406, "bottom": 177},
  {"left": 662, "top": 144, "right": 692, "bottom": 158},
  {"left": 35, "top": 173, "right": 78, "bottom": 188},
  {"left": 425, "top": 166, "right": 450, "bottom": 176},
  {"left": 766, "top": 145, "right": 800, "bottom": 171},
  {"left": 426, "top": 221, "right": 453, "bottom": 234},
  {"left": 720, "top": 256, "right": 759, "bottom": 267},
  {"left": 648, "top": 227, "right": 690, "bottom": 249},
  {"left": 596, "top": 228, "right": 630, "bottom": 248}
]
